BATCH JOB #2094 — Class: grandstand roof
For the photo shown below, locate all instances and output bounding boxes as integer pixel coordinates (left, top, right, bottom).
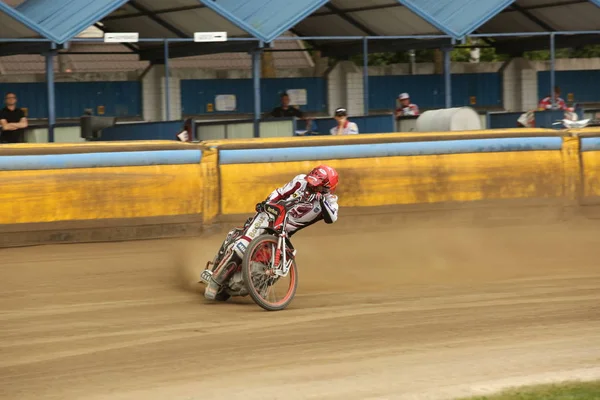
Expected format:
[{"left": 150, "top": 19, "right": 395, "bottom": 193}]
[
  {"left": 398, "top": 0, "right": 516, "bottom": 39},
  {"left": 0, "top": 0, "right": 599, "bottom": 61},
  {"left": 0, "top": 3, "right": 38, "bottom": 38},
  {"left": 0, "top": 31, "right": 314, "bottom": 75},
  {"left": 0, "top": 0, "right": 128, "bottom": 44},
  {"left": 480, "top": 0, "right": 600, "bottom": 54},
  {"left": 200, "top": 0, "right": 329, "bottom": 43}
]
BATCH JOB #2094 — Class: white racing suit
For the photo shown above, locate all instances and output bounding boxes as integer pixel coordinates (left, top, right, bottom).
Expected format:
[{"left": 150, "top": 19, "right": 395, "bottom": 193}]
[{"left": 205, "top": 174, "right": 339, "bottom": 299}]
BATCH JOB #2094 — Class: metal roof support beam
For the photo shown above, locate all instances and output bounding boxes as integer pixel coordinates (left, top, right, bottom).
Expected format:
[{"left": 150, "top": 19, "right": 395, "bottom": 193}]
[
  {"left": 45, "top": 44, "right": 57, "bottom": 143},
  {"left": 323, "top": 3, "right": 377, "bottom": 35},
  {"left": 550, "top": 33, "right": 556, "bottom": 108},
  {"left": 164, "top": 39, "right": 171, "bottom": 121},
  {"left": 252, "top": 42, "right": 264, "bottom": 138},
  {"left": 510, "top": 3, "right": 555, "bottom": 31},
  {"left": 128, "top": 0, "right": 188, "bottom": 38},
  {"left": 443, "top": 46, "right": 452, "bottom": 109},
  {"left": 363, "top": 38, "right": 369, "bottom": 115},
  {"left": 103, "top": 4, "right": 206, "bottom": 21}
]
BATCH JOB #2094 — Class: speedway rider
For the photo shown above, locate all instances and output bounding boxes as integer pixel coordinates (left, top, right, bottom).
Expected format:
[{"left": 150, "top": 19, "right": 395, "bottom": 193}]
[{"left": 204, "top": 165, "right": 339, "bottom": 300}]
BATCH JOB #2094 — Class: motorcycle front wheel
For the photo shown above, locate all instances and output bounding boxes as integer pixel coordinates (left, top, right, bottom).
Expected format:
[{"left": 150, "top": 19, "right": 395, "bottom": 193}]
[{"left": 242, "top": 234, "right": 298, "bottom": 311}]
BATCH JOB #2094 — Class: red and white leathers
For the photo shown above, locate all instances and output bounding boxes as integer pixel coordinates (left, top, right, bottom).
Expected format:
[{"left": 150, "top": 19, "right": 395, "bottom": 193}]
[
  {"left": 205, "top": 174, "right": 338, "bottom": 298},
  {"left": 538, "top": 96, "right": 566, "bottom": 110},
  {"left": 234, "top": 174, "right": 338, "bottom": 259},
  {"left": 396, "top": 104, "right": 420, "bottom": 117}
]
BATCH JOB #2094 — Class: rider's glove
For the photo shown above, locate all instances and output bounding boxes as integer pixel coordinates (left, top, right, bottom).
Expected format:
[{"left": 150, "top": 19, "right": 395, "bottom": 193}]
[{"left": 255, "top": 201, "right": 266, "bottom": 213}]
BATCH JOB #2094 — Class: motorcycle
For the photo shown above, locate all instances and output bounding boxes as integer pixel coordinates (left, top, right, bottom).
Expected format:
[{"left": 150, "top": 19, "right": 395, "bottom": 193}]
[{"left": 199, "top": 197, "right": 300, "bottom": 311}]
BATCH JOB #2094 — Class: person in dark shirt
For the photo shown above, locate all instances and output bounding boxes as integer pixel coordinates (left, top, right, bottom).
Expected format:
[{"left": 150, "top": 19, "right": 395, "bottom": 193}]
[
  {"left": 270, "top": 92, "right": 312, "bottom": 131},
  {"left": 0, "top": 92, "right": 28, "bottom": 143}
]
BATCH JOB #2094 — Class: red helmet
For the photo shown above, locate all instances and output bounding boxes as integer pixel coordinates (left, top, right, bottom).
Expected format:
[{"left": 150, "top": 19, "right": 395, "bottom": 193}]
[{"left": 305, "top": 165, "right": 339, "bottom": 194}]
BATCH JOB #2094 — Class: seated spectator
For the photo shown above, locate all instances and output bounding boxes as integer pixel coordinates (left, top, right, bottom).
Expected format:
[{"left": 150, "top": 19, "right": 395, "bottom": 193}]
[
  {"left": 330, "top": 107, "right": 358, "bottom": 135},
  {"left": 0, "top": 92, "right": 28, "bottom": 143},
  {"left": 395, "top": 92, "right": 419, "bottom": 119},
  {"left": 538, "top": 86, "right": 566, "bottom": 111},
  {"left": 270, "top": 92, "right": 312, "bottom": 130}
]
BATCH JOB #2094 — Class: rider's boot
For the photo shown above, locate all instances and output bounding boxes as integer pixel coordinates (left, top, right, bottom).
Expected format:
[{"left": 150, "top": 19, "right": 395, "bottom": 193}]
[
  {"left": 204, "top": 254, "right": 241, "bottom": 300},
  {"left": 204, "top": 278, "right": 221, "bottom": 300}
]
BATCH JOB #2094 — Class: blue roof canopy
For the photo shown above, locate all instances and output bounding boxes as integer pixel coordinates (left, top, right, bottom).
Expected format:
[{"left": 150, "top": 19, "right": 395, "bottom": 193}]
[
  {"left": 398, "top": 0, "right": 515, "bottom": 39},
  {"left": 0, "top": 0, "right": 129, "bottom": 44},
  {"left": 199, "top": 0, "right": 329, "bottom": 43},
  {"left": 590, "top": 0, "right": 600, "bottom": 7}
]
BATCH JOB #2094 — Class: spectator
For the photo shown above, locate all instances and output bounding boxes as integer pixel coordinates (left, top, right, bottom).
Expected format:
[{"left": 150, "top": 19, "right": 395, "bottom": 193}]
[
  {"left": 395, "top": 92, "right": 419, "bottom": 119},
  {"left": 330, "top": 107, "right": 358, "bottom": 135},
  {"left": 176, "top": 118, "right": 193, "bottom": 142},
  {"left": 538, "top": 86, "right": 566, "bottom": 111},
  {"left": 0, "top": 92, "right": 28, "bottom": 143},
  {"left": 270, "top": 92, "right": 312, "bottom": 130}
]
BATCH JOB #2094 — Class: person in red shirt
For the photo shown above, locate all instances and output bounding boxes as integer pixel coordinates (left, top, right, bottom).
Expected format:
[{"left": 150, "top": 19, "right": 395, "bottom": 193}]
[
  {"left": 395, "top": 92, "right": 419, "bottom": 119},
  {"left": 538, "top": 86, "right": 566, "bottom": 111}
]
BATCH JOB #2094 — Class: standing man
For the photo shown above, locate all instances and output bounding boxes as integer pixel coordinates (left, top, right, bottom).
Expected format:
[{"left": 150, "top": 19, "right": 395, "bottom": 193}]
[
  {"left": 395, "top": 92, "right": 419, "bottom": 119},
  {"left": 330, "top": 107, "right": 359, "bottom": 135},
  {"left": 0, "top": 92, "right": 28, "bottom": 143}
]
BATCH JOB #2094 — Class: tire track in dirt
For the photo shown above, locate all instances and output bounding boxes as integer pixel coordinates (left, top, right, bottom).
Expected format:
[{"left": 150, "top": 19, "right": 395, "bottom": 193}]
[{"left": 0, "top": 212, "right": 599, "bottom": 399}]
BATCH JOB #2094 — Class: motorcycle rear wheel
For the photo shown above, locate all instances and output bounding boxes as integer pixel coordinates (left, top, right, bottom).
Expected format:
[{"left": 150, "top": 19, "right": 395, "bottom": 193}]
[{"left": 242, "top": 234, "right": 298, "bottom": 311}]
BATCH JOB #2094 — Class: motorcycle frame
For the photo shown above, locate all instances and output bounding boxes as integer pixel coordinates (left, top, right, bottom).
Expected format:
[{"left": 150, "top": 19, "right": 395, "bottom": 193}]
[
  {"left": 263, "top": 201, "right": 295, "bottom": 277},
  {"left": 210, "top": 199, "right": 296, "bottom": 279}
]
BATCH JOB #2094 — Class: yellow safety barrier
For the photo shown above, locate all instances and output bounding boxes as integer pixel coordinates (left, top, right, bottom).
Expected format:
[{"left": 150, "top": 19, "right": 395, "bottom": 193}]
[
  {"left": 0, "top": 142, "right": 204, "bottom": 226},
  {"left": 219, "top": 151, "right": 564, "bottom": 215},
  {"left": 0, "top": 165, "right": 203, "bottom": 225},
  {"left": 214, "top": 129, "right": 568, "bottom": 216},
  {"left": 201, "top": 146, "right": 220, "bottom": 224},
  {"left": 2, "top": 128, "right": 600, "bottom": 243}
]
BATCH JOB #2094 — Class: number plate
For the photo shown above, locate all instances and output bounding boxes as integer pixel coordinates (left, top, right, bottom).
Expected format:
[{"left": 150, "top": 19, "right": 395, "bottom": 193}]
[{"left": 200, "top": 269, "right": 213, "bottom": 284}]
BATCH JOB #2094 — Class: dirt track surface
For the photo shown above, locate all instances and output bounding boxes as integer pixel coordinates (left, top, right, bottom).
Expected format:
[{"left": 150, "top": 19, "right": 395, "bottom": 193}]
[{"left": 1, "top": 212, "right": 600, "bottom": 400}]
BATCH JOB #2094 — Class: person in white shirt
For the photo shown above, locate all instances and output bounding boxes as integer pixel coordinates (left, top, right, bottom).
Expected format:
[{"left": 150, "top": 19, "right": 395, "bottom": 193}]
[{"left": 330, "top": 107, "right": 359, "bottom": 135}]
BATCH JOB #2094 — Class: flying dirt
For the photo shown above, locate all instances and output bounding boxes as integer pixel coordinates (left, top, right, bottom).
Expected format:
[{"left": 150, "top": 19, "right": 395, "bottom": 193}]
[{"left": 1, "top": 208, "right": 599, "bottom": 400}]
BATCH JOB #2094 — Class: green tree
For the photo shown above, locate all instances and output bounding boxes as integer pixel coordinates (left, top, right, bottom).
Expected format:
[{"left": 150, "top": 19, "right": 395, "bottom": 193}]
[
  {"left": 524, "top": 45, "right": 600, "bottom": 60},
  {"left": 326, "top": 41, "right": 600, "bottom": 67}
]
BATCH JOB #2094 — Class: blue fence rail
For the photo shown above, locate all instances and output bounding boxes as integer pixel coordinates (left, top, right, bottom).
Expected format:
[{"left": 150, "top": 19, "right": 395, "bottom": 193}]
[
  {"left": 181, "top": 77, "right": 327, "bottom": 115},
  {"left": 310, "top": 114, "right": 395, "bottom": 135},
  {"left": 0, "top": 81, "right": 141, "bottom": 119}
]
